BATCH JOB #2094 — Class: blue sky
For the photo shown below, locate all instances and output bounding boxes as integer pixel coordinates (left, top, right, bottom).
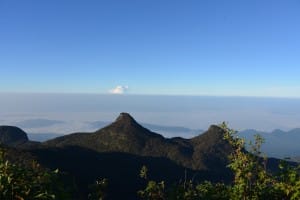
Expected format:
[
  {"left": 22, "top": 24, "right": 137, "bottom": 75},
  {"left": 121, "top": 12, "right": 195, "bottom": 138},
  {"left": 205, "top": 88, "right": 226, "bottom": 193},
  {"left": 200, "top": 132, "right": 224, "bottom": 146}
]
[{"left": 0, "top": 0, "right": 300, "bottom": 97}]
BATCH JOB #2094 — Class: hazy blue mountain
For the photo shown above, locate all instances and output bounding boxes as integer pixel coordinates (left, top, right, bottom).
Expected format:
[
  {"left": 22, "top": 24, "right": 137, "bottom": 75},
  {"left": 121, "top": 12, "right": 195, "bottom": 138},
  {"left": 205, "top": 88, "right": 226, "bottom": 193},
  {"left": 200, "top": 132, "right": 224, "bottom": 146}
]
[{"left": 238, "top": 128, "right": 300, "bottom": 158}]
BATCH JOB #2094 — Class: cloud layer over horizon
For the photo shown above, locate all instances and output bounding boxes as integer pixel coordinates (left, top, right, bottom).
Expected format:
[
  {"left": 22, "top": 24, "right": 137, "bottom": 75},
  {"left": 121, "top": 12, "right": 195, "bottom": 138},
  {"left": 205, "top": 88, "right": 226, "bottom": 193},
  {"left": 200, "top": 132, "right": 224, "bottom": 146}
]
[{"left": 1, "top": 93, "right": 300, "bottom": 133}]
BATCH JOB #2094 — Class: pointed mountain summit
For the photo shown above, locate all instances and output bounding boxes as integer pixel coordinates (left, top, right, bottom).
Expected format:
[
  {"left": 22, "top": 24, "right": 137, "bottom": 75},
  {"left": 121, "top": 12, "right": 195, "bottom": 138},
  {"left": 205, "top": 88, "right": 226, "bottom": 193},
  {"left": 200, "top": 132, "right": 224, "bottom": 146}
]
[
  {"left": 115, "top": 112, "right": 138, "bottom": 125},
  {"left": 45, "top": 113, "right": 163, "bottom": 152},
  {"left": 96, "top": 112, "right": 162, "bottom": 139},
  {"left": 101, "top": 112, "right": 145, "bottom": 131}
]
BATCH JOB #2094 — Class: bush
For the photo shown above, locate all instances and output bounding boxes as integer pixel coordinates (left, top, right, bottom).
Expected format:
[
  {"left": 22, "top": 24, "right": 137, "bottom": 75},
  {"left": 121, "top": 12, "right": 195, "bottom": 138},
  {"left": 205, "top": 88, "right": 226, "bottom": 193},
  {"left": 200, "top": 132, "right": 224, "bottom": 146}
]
[
  {"left": 138, "top": 123, "right": 300, "bottom": 200},
  {"left": 0, "top": 148, "right": 68, "bottom": 200}
]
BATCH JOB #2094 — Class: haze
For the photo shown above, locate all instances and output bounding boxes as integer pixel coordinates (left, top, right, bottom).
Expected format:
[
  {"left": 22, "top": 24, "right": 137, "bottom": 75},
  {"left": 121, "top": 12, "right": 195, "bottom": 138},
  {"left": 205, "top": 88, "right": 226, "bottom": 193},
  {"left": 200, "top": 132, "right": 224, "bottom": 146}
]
[{"left": 0, "top": 93, "right": 299, "bottom": 137}]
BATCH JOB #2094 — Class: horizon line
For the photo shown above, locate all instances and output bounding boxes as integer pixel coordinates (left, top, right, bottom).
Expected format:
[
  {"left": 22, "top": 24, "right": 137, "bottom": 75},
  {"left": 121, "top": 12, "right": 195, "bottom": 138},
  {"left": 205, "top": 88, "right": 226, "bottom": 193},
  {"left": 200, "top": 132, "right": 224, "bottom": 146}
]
[{"left": 0, "top": 91, "right": 300, "bottom": 99}]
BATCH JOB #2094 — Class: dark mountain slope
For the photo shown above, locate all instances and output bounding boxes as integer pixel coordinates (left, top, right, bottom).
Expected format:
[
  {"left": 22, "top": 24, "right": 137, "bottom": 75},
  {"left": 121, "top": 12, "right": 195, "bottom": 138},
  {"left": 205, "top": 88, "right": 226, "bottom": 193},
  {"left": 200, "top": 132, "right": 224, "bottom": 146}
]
[
  {"left": 191, "top": 125, "right": 232, "bottom": 170},
  {"left": 44, "top": 113, "right": 231, "bottom": 171},
  {"left": 0, "top": 126, "right": 29, "bottom": 146},
  {"left": 45, "top": 113, "right": 193, "bottom": 167},
  {"left": 27, "top": 146, "right": 210, "bottom": 200}
]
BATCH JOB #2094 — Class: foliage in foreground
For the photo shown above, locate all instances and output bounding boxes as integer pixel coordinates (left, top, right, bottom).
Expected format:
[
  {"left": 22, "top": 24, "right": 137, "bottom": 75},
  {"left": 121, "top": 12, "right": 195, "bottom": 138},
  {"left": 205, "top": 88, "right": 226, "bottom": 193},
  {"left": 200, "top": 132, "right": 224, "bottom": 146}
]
[
  {"left": 138, "top": 123, "right": 300, "bottom": 200},
  {"left": 0, "top": 148, "right": 69, "bottom": 200}
]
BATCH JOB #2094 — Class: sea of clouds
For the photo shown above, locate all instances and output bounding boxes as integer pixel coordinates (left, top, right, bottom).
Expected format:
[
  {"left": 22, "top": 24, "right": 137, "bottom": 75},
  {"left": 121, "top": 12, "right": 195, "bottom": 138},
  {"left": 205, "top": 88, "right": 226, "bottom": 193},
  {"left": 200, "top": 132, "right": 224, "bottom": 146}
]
[{"left": 1, "top": 93, "right": 300, "bottom": 138}]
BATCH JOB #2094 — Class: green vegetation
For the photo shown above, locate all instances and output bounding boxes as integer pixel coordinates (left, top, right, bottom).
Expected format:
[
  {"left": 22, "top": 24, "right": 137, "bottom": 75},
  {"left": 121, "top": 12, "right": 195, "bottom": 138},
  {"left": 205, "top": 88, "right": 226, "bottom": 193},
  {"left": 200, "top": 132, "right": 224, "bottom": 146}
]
[
  {"left": 138, "top": 123, "right": 300, "bottom": 200},
  {"left": 0, "top": 148, "right": 69, "bottom": 200}
]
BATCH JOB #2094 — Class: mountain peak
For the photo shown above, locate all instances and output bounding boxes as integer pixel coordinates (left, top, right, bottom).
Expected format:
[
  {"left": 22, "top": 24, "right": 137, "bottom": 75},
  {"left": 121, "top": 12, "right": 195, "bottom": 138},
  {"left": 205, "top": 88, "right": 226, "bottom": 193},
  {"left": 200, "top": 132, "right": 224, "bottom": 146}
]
[
  {"left": 208, "top": 125, "right": 223, "bottom": 132},
  {"left": 115, "top": 112, "right": 139, "bottom": 126},
  {"left": 99, "top": 112, "right": 163, "bottom": 140}
]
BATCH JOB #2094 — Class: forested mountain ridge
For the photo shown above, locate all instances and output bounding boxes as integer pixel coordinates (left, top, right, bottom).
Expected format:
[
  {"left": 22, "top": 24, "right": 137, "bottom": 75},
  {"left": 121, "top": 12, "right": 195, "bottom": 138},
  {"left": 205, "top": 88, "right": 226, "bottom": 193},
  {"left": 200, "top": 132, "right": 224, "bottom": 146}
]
[{"left": 43, "top": 113, "right": 232, "bottom": 171}]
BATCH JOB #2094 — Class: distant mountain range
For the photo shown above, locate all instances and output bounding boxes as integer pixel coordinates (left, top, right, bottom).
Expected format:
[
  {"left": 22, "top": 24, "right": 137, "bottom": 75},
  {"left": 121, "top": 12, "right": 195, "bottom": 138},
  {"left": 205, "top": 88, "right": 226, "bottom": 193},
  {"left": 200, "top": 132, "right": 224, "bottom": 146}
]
[
  {"left": 0, "top": 113, "right": 295, "bottom": 199},
  {"left": 238, "top": 128, "right": 300, "bottom": 159}
]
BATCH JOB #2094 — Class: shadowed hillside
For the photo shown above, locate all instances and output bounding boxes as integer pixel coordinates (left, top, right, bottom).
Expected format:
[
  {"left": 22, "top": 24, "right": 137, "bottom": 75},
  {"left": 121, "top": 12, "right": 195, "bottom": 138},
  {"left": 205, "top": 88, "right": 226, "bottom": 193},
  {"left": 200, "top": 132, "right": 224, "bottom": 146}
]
[
  {"left": 27, "top": 146, "right": 213, "bottom": 200},
  {"left": 0, "top": 126, "right": 29, "bottom": 146},
  {"left": 44, "top": 113, "right": 232, "bottom": 172}
]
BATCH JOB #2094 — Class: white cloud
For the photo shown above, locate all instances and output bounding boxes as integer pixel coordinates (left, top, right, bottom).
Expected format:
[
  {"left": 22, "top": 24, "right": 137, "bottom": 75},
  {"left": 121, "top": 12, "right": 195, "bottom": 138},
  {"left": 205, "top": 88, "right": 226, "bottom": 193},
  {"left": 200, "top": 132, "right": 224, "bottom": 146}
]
[{"left": 109, "top": 85, "right": 129, "bottom": 94}]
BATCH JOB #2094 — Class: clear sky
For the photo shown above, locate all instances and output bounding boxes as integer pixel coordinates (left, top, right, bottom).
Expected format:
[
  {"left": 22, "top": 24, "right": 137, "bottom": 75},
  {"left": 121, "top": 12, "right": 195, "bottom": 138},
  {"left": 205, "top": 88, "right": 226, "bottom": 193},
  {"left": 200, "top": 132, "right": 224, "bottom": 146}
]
[{"left": 0, "top": 0, "right": 300, "bottom": 97}]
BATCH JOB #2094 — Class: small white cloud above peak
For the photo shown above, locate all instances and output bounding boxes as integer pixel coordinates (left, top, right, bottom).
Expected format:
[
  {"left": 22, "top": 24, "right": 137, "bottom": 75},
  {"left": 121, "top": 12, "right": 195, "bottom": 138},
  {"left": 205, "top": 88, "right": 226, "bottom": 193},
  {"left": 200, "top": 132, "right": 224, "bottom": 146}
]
[{"left": 109, "top": 85, "right": 129, "bottom": 94}]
